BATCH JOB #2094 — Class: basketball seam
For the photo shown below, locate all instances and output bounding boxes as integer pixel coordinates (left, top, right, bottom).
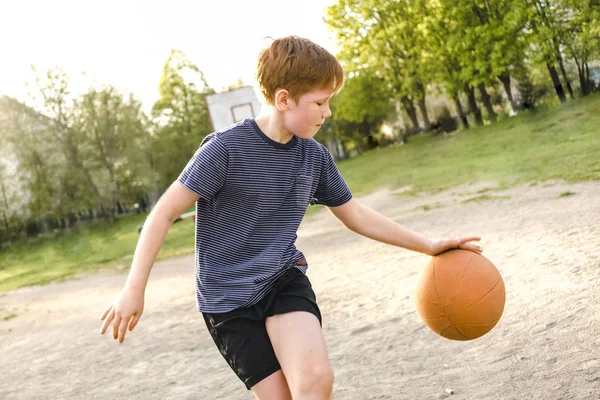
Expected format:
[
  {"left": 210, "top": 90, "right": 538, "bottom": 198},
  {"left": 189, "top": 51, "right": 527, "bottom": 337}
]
[
  {"left": 435, "top": 255, "right": 469, "bottom": 340},
  {"left": 445, "top": 278, "right": 503, "bottom": 318},
  {"left": 437, "top": 253, "right": 476, "bottom": 340},
  {"left": 442, "top": 252, "right": 477, "bottom": 306},
  {"left": 452, "top": 324, "right": 469, "bottom": 340},
  {"left": 428, "top": 252, "right": 502, "bottom": 340},
  {"left": 440, "top": 321, "right": 469, "bottom": 340}
]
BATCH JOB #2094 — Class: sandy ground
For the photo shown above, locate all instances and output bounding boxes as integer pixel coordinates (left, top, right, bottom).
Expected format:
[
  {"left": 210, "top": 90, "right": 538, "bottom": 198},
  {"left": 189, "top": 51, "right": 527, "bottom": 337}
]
[{"left": 1, "top": 180, "right": 599, "bottom": 400}]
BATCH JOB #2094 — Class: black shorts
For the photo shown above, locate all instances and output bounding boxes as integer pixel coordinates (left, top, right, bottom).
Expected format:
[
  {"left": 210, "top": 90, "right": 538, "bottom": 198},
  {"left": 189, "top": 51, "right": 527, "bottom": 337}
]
[{"left": 202, "top": 268, "right": 322, "bottom": 390}]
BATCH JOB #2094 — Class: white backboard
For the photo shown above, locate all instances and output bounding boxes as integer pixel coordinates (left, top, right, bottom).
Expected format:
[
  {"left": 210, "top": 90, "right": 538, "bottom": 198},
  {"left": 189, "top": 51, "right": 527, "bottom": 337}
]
[{"left": 206, "top": 86, "right": 262, "bottom": 131}]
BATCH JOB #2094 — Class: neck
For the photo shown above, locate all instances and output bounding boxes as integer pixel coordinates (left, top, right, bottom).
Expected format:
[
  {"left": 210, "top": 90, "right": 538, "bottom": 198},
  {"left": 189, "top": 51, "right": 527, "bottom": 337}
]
[{"left": 255, "top": 110, "right": 294, "bottom": 144}]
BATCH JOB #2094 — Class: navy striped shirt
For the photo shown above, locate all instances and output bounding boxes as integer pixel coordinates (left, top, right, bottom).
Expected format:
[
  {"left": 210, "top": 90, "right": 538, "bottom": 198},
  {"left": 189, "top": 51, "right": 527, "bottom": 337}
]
[{"left": 178, "top": 119, "right": 352, "bottom": 313}]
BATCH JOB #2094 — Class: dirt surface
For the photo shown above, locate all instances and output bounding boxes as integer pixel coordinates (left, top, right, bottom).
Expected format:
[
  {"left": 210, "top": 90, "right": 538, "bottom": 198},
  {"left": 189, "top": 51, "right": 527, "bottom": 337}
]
[{"left": 1, "top": 180, "right": 599, "bottom": 400}]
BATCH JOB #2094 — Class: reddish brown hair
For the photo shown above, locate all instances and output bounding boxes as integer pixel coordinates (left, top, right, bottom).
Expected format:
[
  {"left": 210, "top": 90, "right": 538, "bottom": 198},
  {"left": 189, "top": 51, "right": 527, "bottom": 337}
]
[{"left": 256, "top": 36, "right": 345, "bottom": 105}]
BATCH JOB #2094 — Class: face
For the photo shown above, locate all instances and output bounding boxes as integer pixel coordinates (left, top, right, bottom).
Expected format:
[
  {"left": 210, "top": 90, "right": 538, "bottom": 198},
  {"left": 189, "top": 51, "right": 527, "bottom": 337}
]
[{"left": 280, "top": 87, "right": 335, "bottom": 139}]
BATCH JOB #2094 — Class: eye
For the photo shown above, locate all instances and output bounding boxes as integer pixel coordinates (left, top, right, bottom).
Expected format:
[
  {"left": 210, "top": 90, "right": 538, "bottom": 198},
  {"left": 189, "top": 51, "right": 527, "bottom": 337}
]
[{"left": 316, "top": 102, "right": 324, "bottom": 106}]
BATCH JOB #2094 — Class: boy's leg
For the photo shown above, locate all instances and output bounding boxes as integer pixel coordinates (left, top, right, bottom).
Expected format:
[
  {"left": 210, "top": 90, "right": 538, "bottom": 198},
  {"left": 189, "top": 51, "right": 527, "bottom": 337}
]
[
  {"left": 251, "top": 370, "right": 292, "bottom": 400},
  {"left": 266, "top": 311, "right": 334, "bottom": 400}
]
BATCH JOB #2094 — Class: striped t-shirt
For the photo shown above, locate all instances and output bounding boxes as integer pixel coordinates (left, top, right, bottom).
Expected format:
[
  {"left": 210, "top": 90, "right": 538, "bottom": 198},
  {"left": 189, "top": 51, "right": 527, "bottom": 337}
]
[{"left": 178, "top": 118, "right": 352, "bottom": 313}]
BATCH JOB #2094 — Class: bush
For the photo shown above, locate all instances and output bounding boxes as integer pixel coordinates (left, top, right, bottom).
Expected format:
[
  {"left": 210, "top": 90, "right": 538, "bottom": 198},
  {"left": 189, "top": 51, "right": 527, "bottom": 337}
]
[
  {"left": 514, "top": 67, "right": 550, "bottom": 110},
  {"left": 433, "top": 106, "right": 458, "bottom": 133}
]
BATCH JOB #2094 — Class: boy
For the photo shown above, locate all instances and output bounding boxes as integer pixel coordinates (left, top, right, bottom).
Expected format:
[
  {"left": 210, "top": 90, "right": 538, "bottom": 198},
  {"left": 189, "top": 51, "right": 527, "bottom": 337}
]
[{"left": 100, "top": 36, "right": 481, "bottom": 399}]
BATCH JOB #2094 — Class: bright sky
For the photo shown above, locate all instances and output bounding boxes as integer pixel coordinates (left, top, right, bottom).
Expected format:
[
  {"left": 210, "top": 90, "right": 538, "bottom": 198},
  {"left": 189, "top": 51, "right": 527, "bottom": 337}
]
[{"left": 0, "top": 0, "right": 337, "bottom": 110}]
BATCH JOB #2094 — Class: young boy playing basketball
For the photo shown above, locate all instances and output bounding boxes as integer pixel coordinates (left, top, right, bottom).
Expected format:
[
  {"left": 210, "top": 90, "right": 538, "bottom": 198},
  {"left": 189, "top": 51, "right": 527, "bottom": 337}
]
[{"left": 100, "top": 36, "right": 481, "bottom": 399}]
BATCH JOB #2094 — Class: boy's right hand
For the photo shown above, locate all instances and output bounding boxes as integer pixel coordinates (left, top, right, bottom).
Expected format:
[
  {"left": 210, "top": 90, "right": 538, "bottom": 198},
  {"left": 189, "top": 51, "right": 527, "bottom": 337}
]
[{"left": 100, "top": 285, "right": 145, "bottom": 343}]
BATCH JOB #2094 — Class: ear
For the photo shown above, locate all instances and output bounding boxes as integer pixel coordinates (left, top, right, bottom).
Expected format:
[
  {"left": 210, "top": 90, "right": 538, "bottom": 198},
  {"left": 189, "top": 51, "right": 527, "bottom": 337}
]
[{"left": 274, "top": 89, "right": 290, "bottom": 112}]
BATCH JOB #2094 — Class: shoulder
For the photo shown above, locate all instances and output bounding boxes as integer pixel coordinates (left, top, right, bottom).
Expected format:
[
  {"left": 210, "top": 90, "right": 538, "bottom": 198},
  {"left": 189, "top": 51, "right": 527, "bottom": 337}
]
[
  {"left": 303, "top": 138, "right": 329, "bottom": 156},
  {"left": 303, "top": 139, "right": 333, "bottom": 165},
  {"left": 205, "top": 119, "right": 254, "bottom": 148}
]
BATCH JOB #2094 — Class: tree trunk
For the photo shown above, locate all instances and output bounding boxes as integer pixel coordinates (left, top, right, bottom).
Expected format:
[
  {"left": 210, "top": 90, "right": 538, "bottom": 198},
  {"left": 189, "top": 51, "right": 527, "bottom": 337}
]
[
  {"left": 453, "top": 94, "right": 469, "bottom": 130},
  {"left": 477, "top": 83, "right": 497, "bottom": 122},
  {"left": 575, "top": 58, "right": 589, "bottom": 96},
  {"left": 0, "top": 180, "right": 10, "bottom": 233},
  {"left": 465, "top": 85, "right": 483, "bottom": 126},
  {"left": 584, "top": 63, "right": 592, "bottom": 92},
  {"left": 547, "top": 63, "right": 567, "bottom": 103},
  {"left": 401, "top": 96, "right": 420, "bottom": 130},
  {"left": 557, "top": 54, "right": 574, "bottom": 99},
  {"left": 417, "top": 97, "right": 431, "bottom": 130},
  {"left": 498, "top": 72, "right": 518, "bottom": 113},
  {"left": 415, "top": 82, "right": 431, "bottom": 130}
]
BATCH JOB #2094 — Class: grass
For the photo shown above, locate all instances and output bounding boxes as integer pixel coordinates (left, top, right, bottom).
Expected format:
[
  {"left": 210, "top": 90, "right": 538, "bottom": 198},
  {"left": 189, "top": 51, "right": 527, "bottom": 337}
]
[
  {"left": 461, "top": 195, "right": 511, "bottom": 204},
  {"left": 1, "top": 94, "right": 599, "bottom": 293},
  {"left": 417, "top": 202, "right": 444, "bottom": 211},
  {"left": 558, "top": 191, "right": 576, "bottom": 198},
  {"left": 0, "top": 214, "right": 195, "bottom": 293},
  {"left": 334, "top": 94, "right": 600, "bottom": 197},
  {"left": 1, "top": 310, "right": 17, "bottom": 320}
]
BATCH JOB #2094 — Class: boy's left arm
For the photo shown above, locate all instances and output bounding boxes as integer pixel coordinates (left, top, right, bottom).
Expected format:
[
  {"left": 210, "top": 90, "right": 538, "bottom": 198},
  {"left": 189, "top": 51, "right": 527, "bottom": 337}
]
[{"left": 328, "top": 198, "right": 482, "bottom": 256}]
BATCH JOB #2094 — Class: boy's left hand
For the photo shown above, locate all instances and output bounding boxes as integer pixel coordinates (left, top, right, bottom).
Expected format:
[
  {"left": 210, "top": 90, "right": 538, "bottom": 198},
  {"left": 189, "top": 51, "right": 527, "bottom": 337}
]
[{"left": 428, "top": 236, "right": 482, "bottom": 256}]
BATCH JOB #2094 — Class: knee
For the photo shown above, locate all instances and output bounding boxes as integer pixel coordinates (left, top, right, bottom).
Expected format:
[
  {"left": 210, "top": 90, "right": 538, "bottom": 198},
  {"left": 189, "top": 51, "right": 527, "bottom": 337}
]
[{"left": 290, "top": 365, "right": 334, "bottom": 399}]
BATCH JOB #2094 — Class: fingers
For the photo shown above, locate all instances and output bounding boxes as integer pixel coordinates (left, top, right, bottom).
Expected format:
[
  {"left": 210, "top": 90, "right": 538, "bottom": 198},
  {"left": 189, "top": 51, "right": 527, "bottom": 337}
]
[
  {"left": 118, "top": 317, "right": 129, "bottom": 343},
  {"left": 101, "top": 306, "right": 112, "bottom": 321},
  {"left": 460, "top": 242, "right": 483, "bottom": 253},
  {"left": 100, "top": 308, "right": 115, "bottom": 334},
  {"left": 455, "top": 236, "right": 483, "bottom": 253},
  {"left": 460, "top": 236, "right": 481, "bottom": 243},
  {"left": 100, "top": 307, "right": 136, "bottom": 343},
  {"left": 113, "top": 314, "right": 122, "bottom": 340},
  {"left": 129, "top": 313, "right": 141, "bottom": 331}
]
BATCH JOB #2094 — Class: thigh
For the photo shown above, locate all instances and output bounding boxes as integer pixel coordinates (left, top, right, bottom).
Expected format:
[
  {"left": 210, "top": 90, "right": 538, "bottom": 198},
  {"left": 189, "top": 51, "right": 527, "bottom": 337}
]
[
  {"left": 203, "top": 310, "right": 280, "bottom": 390},
  {"left": 265, "top": 311, "right": 332, "bottom": 389}
]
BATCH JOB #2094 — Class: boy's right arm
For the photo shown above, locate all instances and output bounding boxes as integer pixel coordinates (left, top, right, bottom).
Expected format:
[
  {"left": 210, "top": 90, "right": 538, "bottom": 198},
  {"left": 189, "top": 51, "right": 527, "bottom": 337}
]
[{"left": 100, "top": 181, "right": 200, "bottom": 343}]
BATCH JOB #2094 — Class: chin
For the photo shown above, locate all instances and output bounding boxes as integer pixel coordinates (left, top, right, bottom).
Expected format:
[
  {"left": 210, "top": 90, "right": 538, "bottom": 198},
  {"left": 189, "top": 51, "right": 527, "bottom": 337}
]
[
  {"left": 297, "top": 127, "right": 320, "bottom": 139},
  {"left": 294, "top": 131, "right": 316, "bottom": 139}
]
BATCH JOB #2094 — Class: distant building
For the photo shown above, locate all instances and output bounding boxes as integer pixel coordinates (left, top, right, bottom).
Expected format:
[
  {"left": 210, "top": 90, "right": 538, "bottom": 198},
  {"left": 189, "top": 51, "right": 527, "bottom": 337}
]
[
  {"left": 0, "top": 95, "right": 56, "bottom": 222},
  {"left": 0, "top": 96, "right": 30, "bottom": 221}
]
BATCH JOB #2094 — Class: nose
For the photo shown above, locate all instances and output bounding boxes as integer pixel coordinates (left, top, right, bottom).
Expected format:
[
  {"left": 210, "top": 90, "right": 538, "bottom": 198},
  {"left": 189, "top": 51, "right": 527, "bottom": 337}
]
[{"left": 323, "top": 105, "right": 332, "bottom": 119}]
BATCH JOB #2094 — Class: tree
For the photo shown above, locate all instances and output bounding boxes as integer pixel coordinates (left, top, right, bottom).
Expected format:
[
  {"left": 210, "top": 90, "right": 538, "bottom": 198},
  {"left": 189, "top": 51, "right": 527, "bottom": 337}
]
[
  {"left": 523, "top": 0, "right": 573, "bottom": 103},
  {"left": 326, "top": 69, "right": 395, "bottom": 151},
  {"left": 1, "top": 93, "right": 80, "bottom": 229},
  {"left": 29, "top": 67, "right": 113, "bottom": 221},
  {"left": 326, "top": 0, "right": 432, "bottom": 132},
  {"left": 151, "top": 49, "right": 215, "bottom": 190},
  {"left": 76, "top": 86, "right": 154, "bottom": 217},
  {"left": 560, "top": 0, "right": 600, "bottom": 95},
  {"left": 14, "top": 68, "right": 154, "bottom": 224}
]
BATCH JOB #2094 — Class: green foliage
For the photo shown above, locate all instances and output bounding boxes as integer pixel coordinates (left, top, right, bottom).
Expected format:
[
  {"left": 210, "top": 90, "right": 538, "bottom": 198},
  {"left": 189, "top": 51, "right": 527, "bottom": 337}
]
[
  {"left": 435, "top": 106, "right": 458, "bottom": 133},
  {"left": 1, "top": 49, "right": 219, "bottom": 240},
  {"left": 334, "top": 94, "right": 600, "bottom": 197},
  {"left": 151, "top": 49, "right": 215, "bottom": 190},
  {"left": 514, "top": 63, "right": 551, "bottom": 109},
  {"left": 326, "top": 0, "right": 430, "bottom": 111},
  {"left": 318, "top": 69, "right": 395, "bottom": 153},
  {"left": 326, "top": 0, "right": 600, "bottom": 131},
  {"left": 2, "top": 94, "right": 599, "bottom": 292},
  {"left": 77, "top": 87, "right": 155, "bottom": 208},
  {"left": 334, "top": 70, "right": 393, "bottom": 124},
  {"left": 1, "top": 68, "right": 157, "bottom": 236}
]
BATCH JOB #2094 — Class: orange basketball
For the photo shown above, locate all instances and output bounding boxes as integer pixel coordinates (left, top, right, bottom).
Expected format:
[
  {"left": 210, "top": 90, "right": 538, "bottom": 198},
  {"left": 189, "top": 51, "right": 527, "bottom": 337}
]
[{"left": 415, "top": 249, "right": 505, "bottom": 341}]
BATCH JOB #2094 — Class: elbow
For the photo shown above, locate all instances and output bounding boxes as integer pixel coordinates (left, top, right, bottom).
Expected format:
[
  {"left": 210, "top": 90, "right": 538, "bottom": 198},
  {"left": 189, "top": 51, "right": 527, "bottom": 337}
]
[
  {"left": 343, "top": 205, "right": 365, "bottom": 233},
  {"left": 152, "top": 199, "right": 180, "bottom": 224}
]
